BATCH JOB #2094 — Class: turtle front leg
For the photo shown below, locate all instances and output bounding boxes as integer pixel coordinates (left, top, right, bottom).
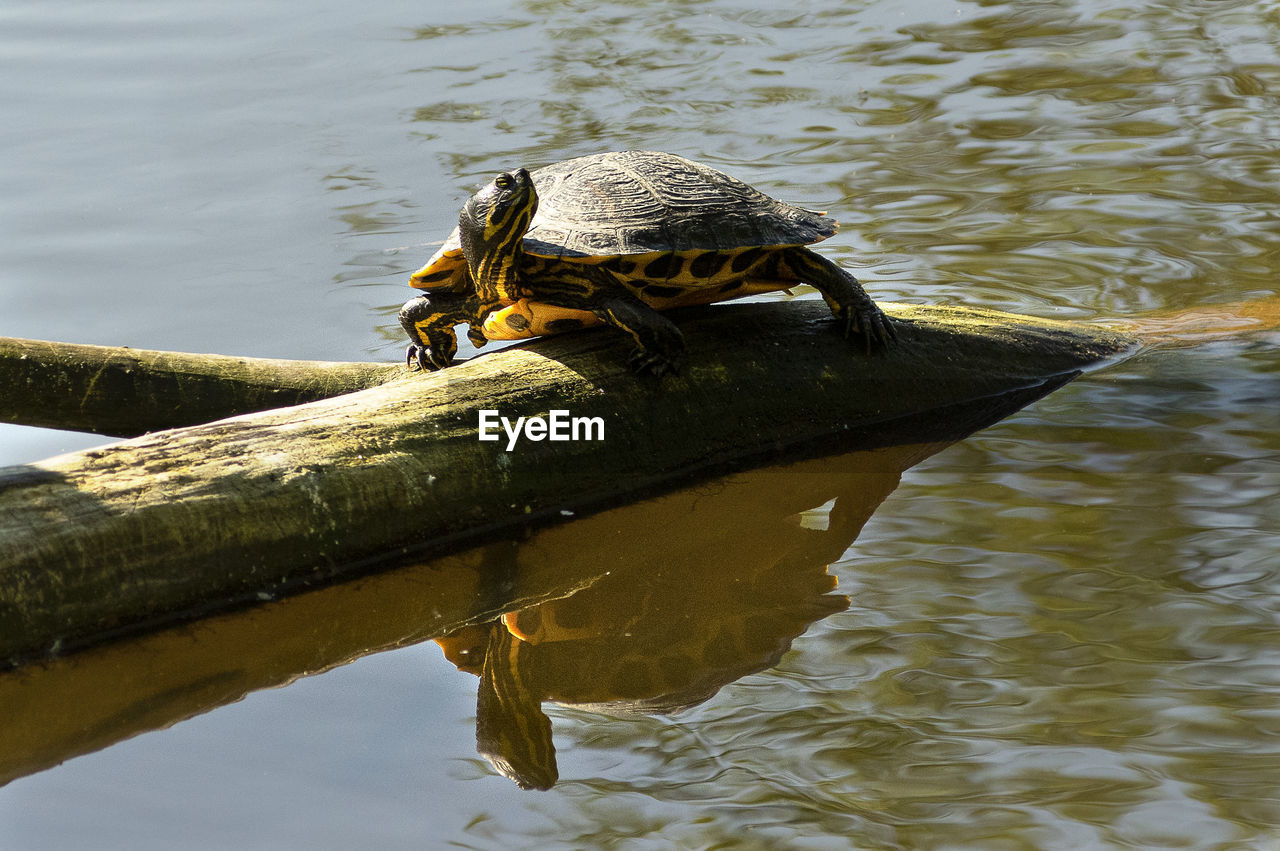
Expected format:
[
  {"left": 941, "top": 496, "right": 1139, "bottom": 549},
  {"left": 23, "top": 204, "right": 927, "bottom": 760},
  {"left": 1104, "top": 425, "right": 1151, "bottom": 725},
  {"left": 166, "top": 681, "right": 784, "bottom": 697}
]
[
  {"left": 530, "top": 266, "right": 685, "bottom": 376},
  {"left": 399, "top": 292, "right": 493, "bottom": 371},
  {"left": 591, "top": 293, "right": 685, "bottom": 377},
  {"left": 781, "top": 247, "right": 895, "bottom": 351}
]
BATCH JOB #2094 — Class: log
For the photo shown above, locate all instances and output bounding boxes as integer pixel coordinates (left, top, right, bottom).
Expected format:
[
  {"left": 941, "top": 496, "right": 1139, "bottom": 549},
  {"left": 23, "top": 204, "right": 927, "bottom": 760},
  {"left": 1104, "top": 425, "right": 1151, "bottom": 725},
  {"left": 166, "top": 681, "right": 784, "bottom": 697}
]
[
  {"left": 0, "top": 336, "right": 400, "bottom": 437},
  {"left": 0, "top": 301, "right": 1136, "bottom": 664}
]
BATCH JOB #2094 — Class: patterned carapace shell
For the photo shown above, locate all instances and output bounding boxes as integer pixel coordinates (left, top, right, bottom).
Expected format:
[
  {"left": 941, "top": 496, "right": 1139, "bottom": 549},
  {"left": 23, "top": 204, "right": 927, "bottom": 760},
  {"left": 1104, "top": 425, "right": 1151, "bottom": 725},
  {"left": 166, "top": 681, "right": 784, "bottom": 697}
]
[{"left": 416, "top": 150, "right": 839, "bottom": 276}]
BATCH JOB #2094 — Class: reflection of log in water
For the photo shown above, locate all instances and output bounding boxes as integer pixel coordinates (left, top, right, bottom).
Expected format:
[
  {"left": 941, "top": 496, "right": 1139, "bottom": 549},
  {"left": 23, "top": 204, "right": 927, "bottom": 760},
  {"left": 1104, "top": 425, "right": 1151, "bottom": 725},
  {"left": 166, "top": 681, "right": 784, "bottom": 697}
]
[
  {"left": 0, "top": 431, "right": 999, "bottom": 790},
  {"left": 0, "top": 301, "right": 1135, "bottom": 665}
]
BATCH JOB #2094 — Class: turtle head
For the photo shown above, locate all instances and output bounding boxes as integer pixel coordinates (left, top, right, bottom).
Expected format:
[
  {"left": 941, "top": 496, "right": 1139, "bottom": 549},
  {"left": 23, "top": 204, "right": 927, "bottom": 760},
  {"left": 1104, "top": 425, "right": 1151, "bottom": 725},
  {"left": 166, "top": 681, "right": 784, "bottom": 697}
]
[{"left": 458, "top": 168, "right": 538, "bottom": 302}]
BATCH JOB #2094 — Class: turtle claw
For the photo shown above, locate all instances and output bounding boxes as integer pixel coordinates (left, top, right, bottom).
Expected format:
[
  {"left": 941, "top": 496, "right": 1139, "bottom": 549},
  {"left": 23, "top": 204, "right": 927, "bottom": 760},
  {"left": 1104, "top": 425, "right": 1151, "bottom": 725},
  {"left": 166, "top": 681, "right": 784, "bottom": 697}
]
[
  {"left": 626, "top": 348, "right": 680, "bottom": 377},
  {"left": 865, "top": 306, "right": 898, "bottom": 351},
  {"left": 841, "top": 304, "right": 896, "bottom": 354},
  {"left": 405, "top": 344, "right": 452, "bottom": 372},
  {"left": 405, "top": 344, "right": 430, "bottom": 371}
]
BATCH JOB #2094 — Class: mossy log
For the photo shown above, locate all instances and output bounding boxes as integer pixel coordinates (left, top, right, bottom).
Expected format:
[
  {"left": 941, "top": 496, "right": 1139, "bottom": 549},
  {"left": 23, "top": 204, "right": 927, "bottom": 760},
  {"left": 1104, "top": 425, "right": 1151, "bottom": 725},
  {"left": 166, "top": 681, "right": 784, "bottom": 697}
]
[
  {"left": 0, "top": 301, "right": 1136, "bottom": 664},
  {"left": 0, "top": 336, "right": 399, "bottom": 437}
]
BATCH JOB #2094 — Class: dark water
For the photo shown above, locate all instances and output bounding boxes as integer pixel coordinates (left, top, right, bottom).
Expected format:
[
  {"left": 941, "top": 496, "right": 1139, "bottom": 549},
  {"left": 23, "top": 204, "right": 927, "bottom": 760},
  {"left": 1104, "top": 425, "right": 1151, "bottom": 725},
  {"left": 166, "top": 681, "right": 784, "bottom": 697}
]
[{"left": 2, "top": 0, "right": 1279, "bottom": 847}]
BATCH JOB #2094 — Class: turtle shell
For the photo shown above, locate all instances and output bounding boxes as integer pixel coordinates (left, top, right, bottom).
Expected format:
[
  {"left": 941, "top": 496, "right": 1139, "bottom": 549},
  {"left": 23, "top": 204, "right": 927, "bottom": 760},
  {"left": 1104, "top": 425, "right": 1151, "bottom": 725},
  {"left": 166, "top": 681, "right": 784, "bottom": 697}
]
[{"left": 409, "top": 150, "right": 839, "bottom": 289}]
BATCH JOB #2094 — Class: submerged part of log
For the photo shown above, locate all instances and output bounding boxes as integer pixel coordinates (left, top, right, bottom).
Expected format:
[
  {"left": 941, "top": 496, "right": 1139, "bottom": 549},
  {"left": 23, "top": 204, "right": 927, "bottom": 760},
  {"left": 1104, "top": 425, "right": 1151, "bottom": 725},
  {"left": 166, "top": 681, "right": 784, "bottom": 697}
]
[
  {"left": 1108, "top": 294, "right": 1280, "bottom": 347},
  {"left": 0, "top": 301, "right": 1136, "bottom": 664},
  {"left": 0, "top": 336, "right": 401, "bottom": 437}
]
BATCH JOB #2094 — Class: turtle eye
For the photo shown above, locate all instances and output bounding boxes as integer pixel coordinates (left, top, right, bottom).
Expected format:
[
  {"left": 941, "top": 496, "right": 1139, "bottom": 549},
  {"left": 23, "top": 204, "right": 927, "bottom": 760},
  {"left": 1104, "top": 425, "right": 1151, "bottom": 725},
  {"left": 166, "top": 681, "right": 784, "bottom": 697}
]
[{"left": 494, "top": 173, "right": 514, "bottom": 190}]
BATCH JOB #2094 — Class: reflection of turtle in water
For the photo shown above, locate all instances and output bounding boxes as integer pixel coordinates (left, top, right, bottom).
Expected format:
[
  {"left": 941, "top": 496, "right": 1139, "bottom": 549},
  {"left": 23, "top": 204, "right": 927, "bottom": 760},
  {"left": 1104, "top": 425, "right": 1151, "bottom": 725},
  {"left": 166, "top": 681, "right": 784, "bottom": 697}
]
[
  {"left": 433, "top": 442, "right": 924, "bottom": 790},
  {"left": 437, "top": 556, "right": 849, "bottom": 790},
  {"left": 400, "top": 150, "right": 894, "bottom": 375}
]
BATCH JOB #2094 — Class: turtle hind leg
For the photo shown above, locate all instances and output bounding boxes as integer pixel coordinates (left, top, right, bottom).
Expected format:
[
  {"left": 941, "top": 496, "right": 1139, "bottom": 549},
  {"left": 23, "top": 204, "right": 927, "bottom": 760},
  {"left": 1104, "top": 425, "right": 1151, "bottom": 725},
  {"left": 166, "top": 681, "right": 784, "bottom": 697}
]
[
  {"left": 592, "top": 294, "right": 685, "bottom": 376},
  {"left": 780, "top": 246, "right": 895, "bottom": 351},
  {"left": 399, "top": 292, "right": 492, "bottom": 371}
]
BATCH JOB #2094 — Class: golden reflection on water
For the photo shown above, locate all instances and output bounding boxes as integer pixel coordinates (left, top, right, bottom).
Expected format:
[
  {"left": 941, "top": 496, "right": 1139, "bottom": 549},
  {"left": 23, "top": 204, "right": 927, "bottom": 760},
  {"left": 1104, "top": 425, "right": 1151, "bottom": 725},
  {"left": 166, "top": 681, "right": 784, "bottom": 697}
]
[
  {"left": 432, "top": 446, "right": 912, "bottom": 790},
  {"left": 0, "top": 441, "right": 942, "bottom": 790}
]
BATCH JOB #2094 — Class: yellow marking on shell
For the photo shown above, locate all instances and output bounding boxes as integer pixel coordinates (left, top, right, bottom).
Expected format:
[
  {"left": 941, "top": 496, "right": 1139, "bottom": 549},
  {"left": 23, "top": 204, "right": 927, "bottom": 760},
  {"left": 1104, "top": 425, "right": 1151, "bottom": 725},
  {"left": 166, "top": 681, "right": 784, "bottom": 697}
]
[
  {"left": 482, "top": 254, "right": 797, "bottom": 342},
  {"left": 522, "top": 250, "right": 618, "bottom": 265},
  {"left": 639, "top": 246, "right": 764, "bottom": 287},
  {"left": 525, "top": 246, "right": 753, "bottom": 281},
  {"left": 630, "top": 277, "right": 792, "bottom": 309}
]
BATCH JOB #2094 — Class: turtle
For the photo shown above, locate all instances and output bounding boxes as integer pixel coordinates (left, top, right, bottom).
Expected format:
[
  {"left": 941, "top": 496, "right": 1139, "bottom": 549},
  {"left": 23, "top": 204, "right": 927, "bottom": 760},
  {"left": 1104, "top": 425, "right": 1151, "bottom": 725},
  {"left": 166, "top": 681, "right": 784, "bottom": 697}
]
[{"left": 398, "top": 150, "right": 894, "bottom": 375}]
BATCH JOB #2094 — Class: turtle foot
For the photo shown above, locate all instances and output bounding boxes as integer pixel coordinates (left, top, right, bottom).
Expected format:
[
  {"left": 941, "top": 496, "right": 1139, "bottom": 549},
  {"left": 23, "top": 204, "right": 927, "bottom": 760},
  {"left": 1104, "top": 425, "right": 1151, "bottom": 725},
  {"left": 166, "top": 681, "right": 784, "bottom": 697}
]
[
  {"left": 405, "top": 344, "right": 453, "bottom": 371},
  {"left": 626, "top": 348, "right": 681, "bottom": 378},
  {"left": 841, "top": 303, "right": 897, "bottom": 354}
]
